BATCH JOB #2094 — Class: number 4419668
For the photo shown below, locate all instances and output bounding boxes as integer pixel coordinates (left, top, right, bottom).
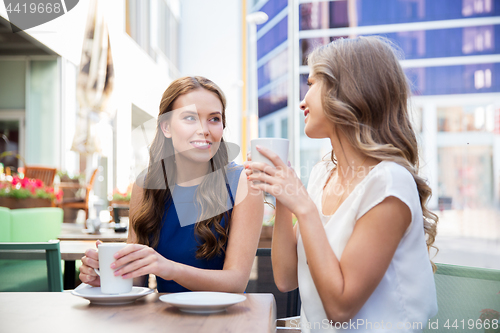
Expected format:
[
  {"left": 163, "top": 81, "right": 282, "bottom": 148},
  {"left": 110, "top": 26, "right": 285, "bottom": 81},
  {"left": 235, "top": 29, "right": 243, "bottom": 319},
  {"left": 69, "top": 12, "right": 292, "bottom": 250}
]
[
  {"left": 443, "top": 319, "right": 499, "bottom": 330},
  {"left": 6, "top": 2, "right": 62, "bottom": 14}
]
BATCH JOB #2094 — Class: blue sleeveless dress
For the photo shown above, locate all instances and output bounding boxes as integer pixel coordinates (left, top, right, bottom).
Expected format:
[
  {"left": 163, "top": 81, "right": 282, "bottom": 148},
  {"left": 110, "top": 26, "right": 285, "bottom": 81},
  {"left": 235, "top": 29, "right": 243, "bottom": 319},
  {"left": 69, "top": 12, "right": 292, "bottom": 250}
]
[{"left": 154, "top": 162, "right": 243, "bottom": 292}]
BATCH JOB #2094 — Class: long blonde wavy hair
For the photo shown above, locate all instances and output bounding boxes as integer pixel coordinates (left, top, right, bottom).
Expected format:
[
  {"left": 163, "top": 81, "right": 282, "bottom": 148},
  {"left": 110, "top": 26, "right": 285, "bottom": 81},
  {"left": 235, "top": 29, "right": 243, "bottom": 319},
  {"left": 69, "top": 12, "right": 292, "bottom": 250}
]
[
  {"left": 308, "top": 36, "right": 438, "bottom": 263},
  {"left": 133, "top": 76, "right": 233, "bottom": 259}
]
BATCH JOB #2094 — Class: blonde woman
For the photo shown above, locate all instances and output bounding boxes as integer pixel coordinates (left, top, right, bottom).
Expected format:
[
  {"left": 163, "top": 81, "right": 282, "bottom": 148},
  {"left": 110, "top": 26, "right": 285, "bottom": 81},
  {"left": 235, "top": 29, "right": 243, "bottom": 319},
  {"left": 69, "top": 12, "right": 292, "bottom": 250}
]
[
  {"left": 246, "top": 37, "right": 438, "bottom": 332},
  {"left": 80, "top": 76, "right": 263, "bottom": 292}
]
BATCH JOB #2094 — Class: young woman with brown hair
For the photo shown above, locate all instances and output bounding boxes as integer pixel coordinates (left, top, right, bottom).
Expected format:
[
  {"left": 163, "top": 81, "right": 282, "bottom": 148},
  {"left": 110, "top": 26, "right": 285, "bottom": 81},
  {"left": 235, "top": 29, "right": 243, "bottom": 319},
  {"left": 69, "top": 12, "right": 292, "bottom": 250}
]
[
  {"left": 246, "top": 36, "right": 438, "bottom": 331},
  {"left": 80, "top": 76, "right": 264, "bottom": 293}
]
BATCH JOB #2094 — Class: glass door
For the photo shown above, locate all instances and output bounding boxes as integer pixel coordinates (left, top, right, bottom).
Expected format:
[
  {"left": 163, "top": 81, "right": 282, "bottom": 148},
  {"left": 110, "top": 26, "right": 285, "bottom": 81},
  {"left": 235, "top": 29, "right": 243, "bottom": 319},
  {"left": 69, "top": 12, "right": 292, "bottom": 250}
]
[{"left": 0, "top": 111, "right": 25, "bottom": 173}]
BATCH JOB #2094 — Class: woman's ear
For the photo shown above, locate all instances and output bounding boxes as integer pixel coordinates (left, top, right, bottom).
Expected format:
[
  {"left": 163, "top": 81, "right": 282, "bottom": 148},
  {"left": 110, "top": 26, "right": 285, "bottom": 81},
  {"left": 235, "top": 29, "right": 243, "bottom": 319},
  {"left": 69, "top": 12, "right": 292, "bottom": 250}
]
[{"left": 160, "top": 120, "right": 172, "bottom": 138}]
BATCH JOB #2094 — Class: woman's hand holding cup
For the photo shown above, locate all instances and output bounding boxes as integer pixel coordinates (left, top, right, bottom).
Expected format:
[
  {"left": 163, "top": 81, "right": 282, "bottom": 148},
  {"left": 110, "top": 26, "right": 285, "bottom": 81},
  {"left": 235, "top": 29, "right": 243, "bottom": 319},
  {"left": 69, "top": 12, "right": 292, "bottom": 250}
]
[{"left": 79, "top": 240, "right": 102, "bottom": 287}]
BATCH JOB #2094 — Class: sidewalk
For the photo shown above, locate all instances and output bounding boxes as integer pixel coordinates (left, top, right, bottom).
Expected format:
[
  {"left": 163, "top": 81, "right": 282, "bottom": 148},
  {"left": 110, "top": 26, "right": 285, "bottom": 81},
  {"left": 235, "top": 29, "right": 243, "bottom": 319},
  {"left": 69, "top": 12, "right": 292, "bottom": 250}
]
[{"left": 432, "top": 209, "right": 500, "bottom": 269}]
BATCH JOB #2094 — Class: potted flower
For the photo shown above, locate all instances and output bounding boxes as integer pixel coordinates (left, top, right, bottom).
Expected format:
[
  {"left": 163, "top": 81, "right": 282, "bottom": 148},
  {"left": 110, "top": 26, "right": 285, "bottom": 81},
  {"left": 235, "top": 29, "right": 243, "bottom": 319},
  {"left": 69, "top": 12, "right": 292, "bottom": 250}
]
[
  {"left": 109, "top": 185, "right": 132, "bottom": 222},
  {"left": 0, "top": 175, "right": 63, "bottom": 209}
]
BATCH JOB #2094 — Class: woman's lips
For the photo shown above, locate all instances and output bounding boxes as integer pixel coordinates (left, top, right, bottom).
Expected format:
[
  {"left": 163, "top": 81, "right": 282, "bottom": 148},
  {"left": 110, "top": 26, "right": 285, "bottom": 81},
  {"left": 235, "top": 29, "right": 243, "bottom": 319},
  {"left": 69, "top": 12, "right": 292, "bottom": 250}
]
[
  {"left": 304, "top": 110, "right": 309, "bottom": 117},
  {"left": 190, "top": 141, "right": 212, "bottom": 150}
]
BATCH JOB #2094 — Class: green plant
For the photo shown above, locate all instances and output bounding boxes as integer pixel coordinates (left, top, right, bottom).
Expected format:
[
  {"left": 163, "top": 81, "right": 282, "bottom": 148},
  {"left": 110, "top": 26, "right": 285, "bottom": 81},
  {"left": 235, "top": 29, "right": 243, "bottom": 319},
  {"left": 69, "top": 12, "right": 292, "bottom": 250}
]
[
  {"left": 57, "top": 171, "right": 85, "bottom": 182},
  {"left": 112, "top": 189, "right": 131, "bottom": 202}
]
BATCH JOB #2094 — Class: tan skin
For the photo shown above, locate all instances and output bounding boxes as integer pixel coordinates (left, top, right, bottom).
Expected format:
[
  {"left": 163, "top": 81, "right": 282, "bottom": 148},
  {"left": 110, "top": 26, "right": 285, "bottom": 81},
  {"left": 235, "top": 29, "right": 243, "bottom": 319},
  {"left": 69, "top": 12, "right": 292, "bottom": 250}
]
[
  {"left": 79, "top": 89, "right": 264, "bottom": 293},
  {"left": 244, "top": 74, "right": 411, "bottom": 322}
]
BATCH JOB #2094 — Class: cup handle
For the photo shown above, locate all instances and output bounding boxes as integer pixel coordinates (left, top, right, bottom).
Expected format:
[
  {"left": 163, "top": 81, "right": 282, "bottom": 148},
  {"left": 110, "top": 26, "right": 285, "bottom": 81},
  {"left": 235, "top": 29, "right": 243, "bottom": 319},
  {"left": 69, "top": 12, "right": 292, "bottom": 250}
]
[{"left": 94, "top": 268, "right": 100, "bottom": 276}]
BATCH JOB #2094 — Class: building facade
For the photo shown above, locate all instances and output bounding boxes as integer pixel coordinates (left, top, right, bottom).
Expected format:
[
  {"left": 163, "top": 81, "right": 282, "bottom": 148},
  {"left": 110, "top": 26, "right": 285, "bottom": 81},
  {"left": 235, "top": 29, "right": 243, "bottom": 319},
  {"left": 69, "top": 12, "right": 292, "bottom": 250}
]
[
  {"left": 0, "top": 0, "right": 179, "bottom": 206},
  {"left": 251, "top": 0, "right": 500, "bottom": 210}
]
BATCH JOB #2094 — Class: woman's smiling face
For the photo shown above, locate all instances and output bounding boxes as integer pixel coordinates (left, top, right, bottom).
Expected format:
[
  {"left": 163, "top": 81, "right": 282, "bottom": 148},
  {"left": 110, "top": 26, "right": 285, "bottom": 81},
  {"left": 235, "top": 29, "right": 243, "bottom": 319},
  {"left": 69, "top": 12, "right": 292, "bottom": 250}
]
[
  {"left": 300, "top": 74, "right": 332, "bottom": 139},
  {"left": 160, "top": 88, "right": 224, "bottom": 164}
]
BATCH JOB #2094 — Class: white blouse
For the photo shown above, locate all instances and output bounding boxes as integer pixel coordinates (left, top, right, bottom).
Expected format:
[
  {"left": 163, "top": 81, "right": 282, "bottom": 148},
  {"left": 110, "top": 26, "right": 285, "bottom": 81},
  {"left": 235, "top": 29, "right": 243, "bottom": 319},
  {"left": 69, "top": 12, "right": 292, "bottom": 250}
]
[{"left": 296, "top": 160, "right": 438, "bottom": 332}]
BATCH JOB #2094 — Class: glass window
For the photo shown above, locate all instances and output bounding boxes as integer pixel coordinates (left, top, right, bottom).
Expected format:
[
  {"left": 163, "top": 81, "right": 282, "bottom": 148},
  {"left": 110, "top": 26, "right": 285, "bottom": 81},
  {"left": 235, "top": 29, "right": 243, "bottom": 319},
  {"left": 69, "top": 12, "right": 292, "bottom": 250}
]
[
  {"left": 299, "top": 0, "right": 499, "bottom": 29},
  {"left": 299, "top": 25, "right": 499, "bottom": 63},
  {"left": 438, "top": 146, "right": 493, "bottom": 209},
  {"left": 257, "top": 17, "right": 288, "bottom": 59},
  {"left": 406, "top": 63, "right": 499, "bottom": 95},
  {"left": 256, "top": 0, "right": 288, "bottom": 32},
  {"left": 300, "top": 1, "right": 348, "bottom": 31},
  {"left": 125, "top": 0, "right": 151, "bottom": 57},
  {"left": 437, "top": 104, "right": 495, "bottom": 132},
  {"left": 281, "top": 118, "right": 288, "bottom": 139},
  {"left": 27, "top": 60, "right": 59, "bottom": 166},
  {"left": 0, "top": 61, "right": 25, "bottom": 109},
  {"left": 265, "top": 122, "right": 275, "bottom": 137},
  {"left": 258, "top": 81, "right": 287, "bottom": 118},
  {"left": 258, "top": 48, "right": 288, "bottom": 89}
]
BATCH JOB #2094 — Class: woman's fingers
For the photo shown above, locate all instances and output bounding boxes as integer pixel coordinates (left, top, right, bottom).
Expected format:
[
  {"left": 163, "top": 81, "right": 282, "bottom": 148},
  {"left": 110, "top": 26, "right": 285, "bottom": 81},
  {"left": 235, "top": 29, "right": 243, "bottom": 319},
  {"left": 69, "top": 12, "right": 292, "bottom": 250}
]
[
  {"left": 246, "top": 151, "right": 252, "bottom": 161},
  {"left": 81, "top": 254, "right": 99, "bottom": 269},
  {"left": 113, "top": 244, "right": 143, "bottom": 261},
  {"left": 247, "top": 170, "right": 277, "bottom": 186},
  {"left": 112, "top": 245, "right": 149, "bottom": 268},
  {"left": 246, "top": 161, "right": 278, "bottom": 177},
  {"left": 255, "top": 146, "right": 287, "bottom": 168},
  {"left": 114, "top": 256, "right": 153, "bottom": 277}
]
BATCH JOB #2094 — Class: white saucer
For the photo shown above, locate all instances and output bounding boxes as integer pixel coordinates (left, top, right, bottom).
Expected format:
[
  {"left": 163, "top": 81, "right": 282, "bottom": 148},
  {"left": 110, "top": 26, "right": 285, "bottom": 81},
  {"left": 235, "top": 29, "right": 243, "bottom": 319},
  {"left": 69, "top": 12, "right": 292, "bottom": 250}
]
[
  {"left": 159, "top": 292, "right": 246, "bottom": 314},
  {"left": 71, "top": 285, "right": 154, "bottom": 305}
]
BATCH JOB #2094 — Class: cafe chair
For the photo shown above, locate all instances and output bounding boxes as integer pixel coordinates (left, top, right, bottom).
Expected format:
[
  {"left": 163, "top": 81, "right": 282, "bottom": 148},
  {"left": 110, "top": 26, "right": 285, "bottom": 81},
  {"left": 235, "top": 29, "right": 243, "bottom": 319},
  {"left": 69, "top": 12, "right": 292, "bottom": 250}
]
[
  {"left": 24, "top": 165, "right": 57, "bottom": 187},
  {"left": 423, "top": 263, "right": 500, "bottom": 333},
  {"left": 59, "top": 169, "right": 98, "bottom": 225},
  {"left": 0, "top": 241, "right": 63, "bottom": 292}
]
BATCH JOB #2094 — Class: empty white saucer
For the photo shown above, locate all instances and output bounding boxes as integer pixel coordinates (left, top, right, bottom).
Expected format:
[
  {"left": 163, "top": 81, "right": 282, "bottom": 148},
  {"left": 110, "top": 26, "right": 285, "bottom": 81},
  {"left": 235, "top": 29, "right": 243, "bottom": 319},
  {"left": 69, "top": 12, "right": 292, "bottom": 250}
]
[
  {"left": 71, "top": 285, "right": 154, "bottom": 305},
  {"left": 159, "top": 292, "right": 246, "bottom": 314}
]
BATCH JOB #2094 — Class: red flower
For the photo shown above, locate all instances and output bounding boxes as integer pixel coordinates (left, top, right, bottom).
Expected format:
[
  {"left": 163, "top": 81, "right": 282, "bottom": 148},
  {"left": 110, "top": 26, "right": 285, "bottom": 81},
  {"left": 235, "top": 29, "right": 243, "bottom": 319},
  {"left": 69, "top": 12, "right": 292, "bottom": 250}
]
[{"left": 11, "top": 176, "right": 20, "bottom": 186}]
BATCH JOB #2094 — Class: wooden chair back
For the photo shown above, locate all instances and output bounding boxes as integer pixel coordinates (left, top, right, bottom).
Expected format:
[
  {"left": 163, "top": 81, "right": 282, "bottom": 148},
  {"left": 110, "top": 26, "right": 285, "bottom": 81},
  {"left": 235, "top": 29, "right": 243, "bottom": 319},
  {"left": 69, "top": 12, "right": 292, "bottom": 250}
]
[
  {"left": 84, "top": 169, "right": 99, "bottom": 205},
  {"left": 24, "top": 166, "right": 57, "bottom": 187}
]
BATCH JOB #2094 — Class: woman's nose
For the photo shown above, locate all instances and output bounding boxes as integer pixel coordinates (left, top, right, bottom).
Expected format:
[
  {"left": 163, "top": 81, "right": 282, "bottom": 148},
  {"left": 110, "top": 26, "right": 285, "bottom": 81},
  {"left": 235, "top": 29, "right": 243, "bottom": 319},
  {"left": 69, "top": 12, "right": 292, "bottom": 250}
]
[
  {"left": 299, "top": 99, "right": 306, "bottom": 110},
  {"left": 197, "top": 121, "right": 210, "bottom": 136}
]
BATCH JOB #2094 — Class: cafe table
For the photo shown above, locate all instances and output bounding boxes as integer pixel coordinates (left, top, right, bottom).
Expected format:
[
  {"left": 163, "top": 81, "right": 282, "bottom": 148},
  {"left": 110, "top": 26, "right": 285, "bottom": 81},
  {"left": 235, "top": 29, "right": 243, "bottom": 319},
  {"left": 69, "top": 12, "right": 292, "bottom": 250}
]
[
  {"left": 58, "top": 223, "right": 128, "bottom": 242},
  {"left": 0, "top": 292, "right": 276, "bottom": 333}
]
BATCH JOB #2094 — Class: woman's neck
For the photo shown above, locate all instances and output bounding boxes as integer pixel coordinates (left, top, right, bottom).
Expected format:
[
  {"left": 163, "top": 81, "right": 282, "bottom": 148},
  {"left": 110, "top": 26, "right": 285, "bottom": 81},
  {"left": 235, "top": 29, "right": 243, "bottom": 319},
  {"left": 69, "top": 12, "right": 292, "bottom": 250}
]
[
  {"left": 174, "top": 156, "right": 211, "bottom": 187},
  {"left": 330, "top": 133, "right": 377, "bottom": 182}
]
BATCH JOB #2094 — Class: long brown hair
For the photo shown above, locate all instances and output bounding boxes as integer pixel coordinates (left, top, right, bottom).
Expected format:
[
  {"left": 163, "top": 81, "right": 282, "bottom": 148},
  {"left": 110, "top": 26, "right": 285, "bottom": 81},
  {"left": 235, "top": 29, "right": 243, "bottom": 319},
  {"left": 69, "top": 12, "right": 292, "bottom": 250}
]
[
  {"left": 308, "top": 36, "right": 438, "bottom": 265},
  {"left": 133, "top": 76, "right": 233, "bottom": 259}
]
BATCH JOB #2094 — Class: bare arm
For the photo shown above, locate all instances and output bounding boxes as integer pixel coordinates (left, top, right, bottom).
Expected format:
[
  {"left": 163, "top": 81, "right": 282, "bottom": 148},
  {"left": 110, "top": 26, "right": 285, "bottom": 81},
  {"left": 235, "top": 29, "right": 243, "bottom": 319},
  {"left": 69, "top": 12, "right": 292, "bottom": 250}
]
[
  {"left": 271, "top": 200, "right": 298, "bottom": 292},
  {"left": 296, "top": 196, "right": 411, "bottom": 322},
  {"left": 115, "top": 171, "right": 264, "bottom": 293}
]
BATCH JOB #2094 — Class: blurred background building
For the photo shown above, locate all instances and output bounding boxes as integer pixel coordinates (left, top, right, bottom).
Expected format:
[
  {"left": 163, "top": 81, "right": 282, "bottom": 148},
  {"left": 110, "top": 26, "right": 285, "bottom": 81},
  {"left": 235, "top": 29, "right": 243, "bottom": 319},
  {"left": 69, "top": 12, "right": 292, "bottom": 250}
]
[
  {"left": 0, "top": 0, "right": 244, "bottom": 217},
  {"left": 250, "top": 0, "right": 500, "bottom": 267}
]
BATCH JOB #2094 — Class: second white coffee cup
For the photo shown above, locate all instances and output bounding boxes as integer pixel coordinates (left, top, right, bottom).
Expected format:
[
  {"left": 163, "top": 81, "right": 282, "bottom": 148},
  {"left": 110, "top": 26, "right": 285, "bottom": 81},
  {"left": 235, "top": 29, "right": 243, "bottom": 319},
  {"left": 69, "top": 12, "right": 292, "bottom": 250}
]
[
  {"left": 250, "top": 138, "right": 289, "bottom": 166},
  {"left": 94, "top": 243, "right": 133, "bottom": 295}
]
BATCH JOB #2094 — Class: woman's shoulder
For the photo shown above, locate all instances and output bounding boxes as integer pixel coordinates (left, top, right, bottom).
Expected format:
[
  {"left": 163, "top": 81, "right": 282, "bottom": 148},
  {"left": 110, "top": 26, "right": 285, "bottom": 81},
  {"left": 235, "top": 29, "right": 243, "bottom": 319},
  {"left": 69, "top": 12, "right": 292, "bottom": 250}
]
[{"left": 374, "top": 160, "right": 416, "bottom": 186}]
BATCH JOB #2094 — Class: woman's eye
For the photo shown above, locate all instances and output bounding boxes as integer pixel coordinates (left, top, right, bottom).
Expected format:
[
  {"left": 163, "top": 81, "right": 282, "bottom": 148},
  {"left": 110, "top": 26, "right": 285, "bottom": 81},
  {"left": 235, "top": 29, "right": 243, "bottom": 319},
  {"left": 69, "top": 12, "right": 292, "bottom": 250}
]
[
  {"left": 184, "top": 116, "right": 196, "bottom": 121},
  {"left": 211, "top": 117, "right": 221, "bottom": 122}
]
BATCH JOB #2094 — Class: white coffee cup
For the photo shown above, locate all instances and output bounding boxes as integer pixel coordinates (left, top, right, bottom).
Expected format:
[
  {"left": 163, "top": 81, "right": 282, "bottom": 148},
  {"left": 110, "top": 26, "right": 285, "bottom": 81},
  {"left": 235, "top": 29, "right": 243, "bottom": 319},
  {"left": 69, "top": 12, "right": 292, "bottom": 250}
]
[
  {"left": 251, "top": 138, "right": 289, "bottom": 166},
  {"left": 94, "top": 243, "right": 133, "bottom": 295}
]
